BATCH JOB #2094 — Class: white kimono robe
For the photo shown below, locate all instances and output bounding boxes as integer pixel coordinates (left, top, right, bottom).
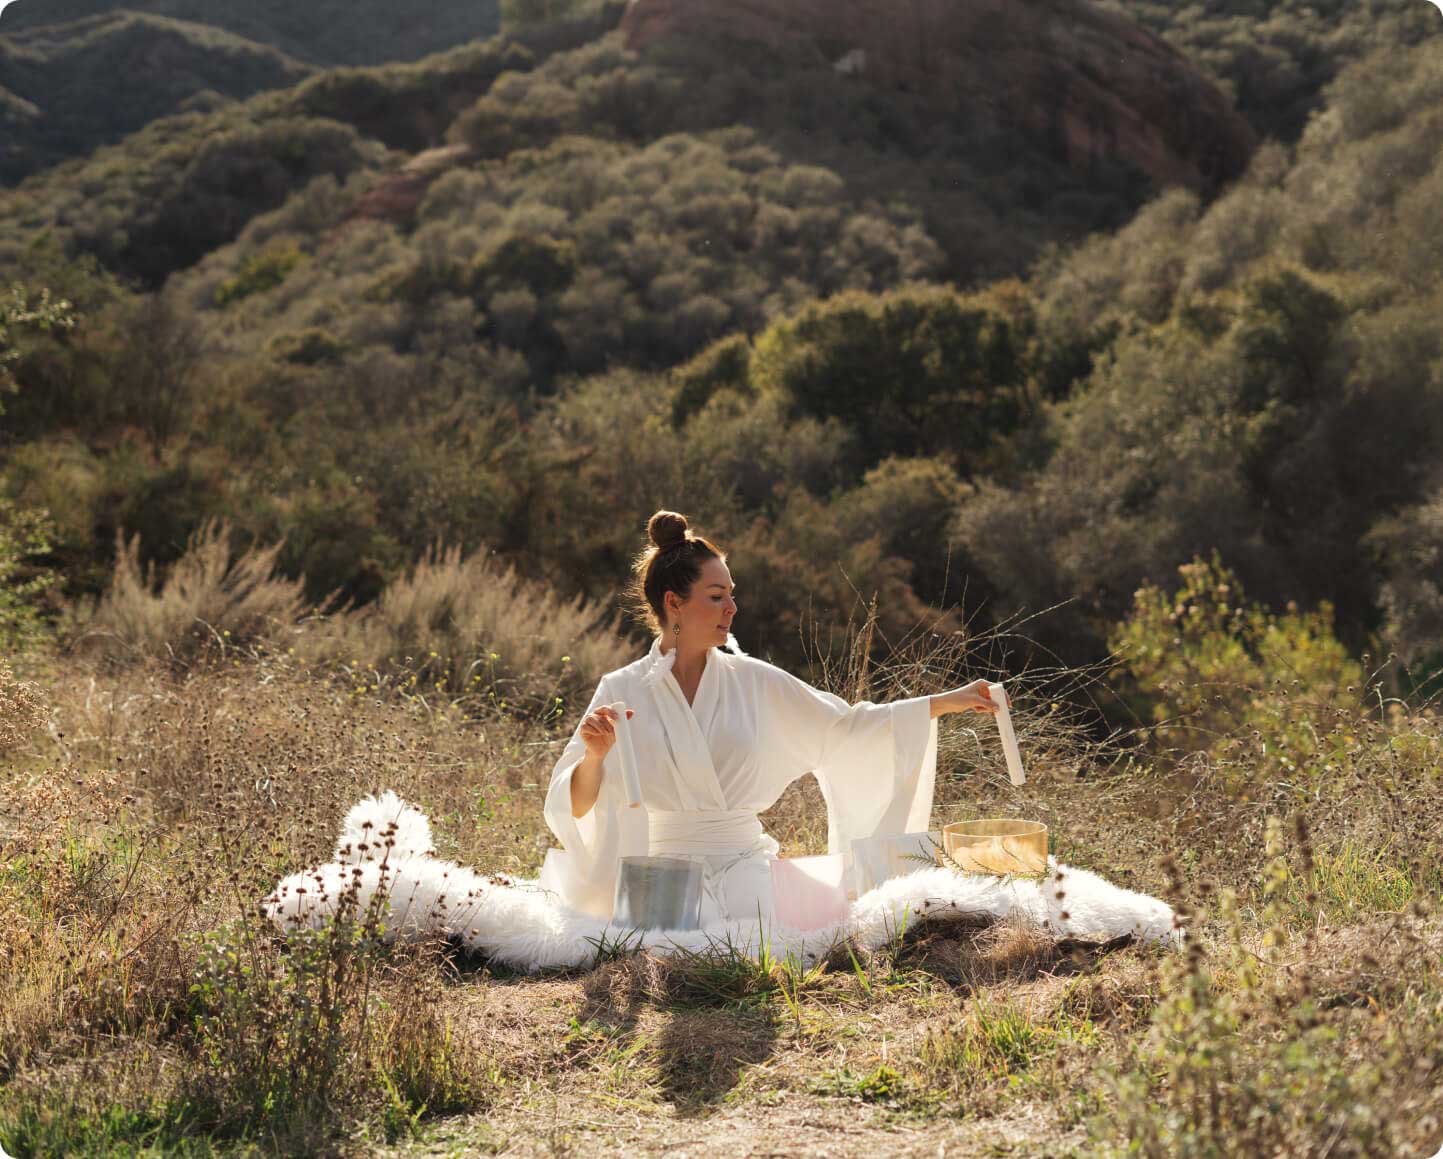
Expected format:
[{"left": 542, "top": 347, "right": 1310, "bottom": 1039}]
[{"left": 540, "top": 635, "right": 939, "bottom": 922}]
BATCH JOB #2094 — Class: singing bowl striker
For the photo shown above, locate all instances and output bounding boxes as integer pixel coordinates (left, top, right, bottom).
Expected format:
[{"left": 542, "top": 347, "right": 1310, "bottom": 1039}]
[
  {"left": 613, "top": 855, "right": 704, "bottom": 931},
  {"left": 942, "top": 819, "right": 1048, "bottom": 876}
]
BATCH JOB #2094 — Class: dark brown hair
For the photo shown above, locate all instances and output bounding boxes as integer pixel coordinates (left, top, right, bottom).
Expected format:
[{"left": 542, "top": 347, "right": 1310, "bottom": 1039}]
[{"left": 627, "top": 510, "right": 725, "bottom": 635}]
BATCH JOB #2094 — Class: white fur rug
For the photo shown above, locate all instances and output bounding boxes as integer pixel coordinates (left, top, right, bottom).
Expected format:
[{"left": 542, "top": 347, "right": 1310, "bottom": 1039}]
[{"left": 262, "top": 792, "right": 1179, "bottom": 972}]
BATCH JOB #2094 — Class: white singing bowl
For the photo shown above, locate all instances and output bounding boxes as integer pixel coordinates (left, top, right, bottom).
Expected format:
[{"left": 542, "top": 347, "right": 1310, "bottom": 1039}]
[{"left": 850, "top": 830, "right": 943, "bottom": 896}]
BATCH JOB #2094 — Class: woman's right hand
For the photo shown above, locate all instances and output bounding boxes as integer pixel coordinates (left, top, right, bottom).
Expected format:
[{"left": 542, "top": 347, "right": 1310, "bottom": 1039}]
[
  {"left": 580, "top": 704, "right": 635, "bottom": 761},
  {"left": 930, "top": 679, "right": 1000, "bottom": 718}
]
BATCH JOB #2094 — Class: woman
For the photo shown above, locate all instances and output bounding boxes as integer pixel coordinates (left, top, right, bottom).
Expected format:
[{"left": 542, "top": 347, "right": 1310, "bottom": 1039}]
[{"left": 539, "top": 510, "right": 1000, "bottom": 924}]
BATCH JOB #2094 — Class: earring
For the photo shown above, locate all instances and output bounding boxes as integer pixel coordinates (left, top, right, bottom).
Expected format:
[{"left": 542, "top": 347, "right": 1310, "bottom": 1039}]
[{"left": 672, "top": 622, "right": 680, "bottom": 638}]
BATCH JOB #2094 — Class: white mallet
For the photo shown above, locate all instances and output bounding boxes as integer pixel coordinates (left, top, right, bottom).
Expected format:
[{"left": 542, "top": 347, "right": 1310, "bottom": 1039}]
[
  {"left": 987, "top": 682, "right": 1026, "bottom": 786},
  {"left": 611, "top": 701, "right": 644, "bottom": 808}
]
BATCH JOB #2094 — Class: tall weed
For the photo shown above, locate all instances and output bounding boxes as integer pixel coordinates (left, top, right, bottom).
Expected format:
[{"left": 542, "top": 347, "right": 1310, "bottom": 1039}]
[
  {"left": 77, "top": 519, "right": 309, "bottom": 667},
  {"left": 299, "top": 542, "right": 631, "bottom": 718}
]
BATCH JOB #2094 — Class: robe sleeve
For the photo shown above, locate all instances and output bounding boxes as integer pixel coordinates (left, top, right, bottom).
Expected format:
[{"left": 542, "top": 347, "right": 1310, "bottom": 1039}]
[
  {"left": 539, "top": 674, "right": 649, "bottom": 920},
  {"left": 760, "top": 662, "right": 938, "bottom": 883}
]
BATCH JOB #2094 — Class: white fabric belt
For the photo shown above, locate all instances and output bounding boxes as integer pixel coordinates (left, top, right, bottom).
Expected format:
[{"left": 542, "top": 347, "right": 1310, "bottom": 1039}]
[
  {"left": 647, "top": 809, "right": 764, "bottom": 856},
  {"left": 646, "top": 809, "right": 777, "bottom": 923}
]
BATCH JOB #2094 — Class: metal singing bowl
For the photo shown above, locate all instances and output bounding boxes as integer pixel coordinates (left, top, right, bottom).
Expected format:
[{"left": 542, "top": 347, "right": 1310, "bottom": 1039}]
[
  {"left": 942, "top": 819, "right": 1048, "bottom": 877},
  {"left": 612, "top": 856, "right": 704, "bottom": 931}
]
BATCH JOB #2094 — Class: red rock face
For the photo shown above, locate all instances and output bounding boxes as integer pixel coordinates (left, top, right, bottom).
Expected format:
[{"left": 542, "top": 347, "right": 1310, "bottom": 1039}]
[
  {"left": 343, "top": 144, "right": 471, "bottom": 226},
  {"left": 621, "top": 0, "right": 1254, "bottom": 191}
]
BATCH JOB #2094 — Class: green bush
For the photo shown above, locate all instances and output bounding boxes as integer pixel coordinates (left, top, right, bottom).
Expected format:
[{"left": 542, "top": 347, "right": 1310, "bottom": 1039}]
[
  {"left": 750, "top": 285, "right": 1028, "bottom": 470},
  {"left": 1108, "top": 553, "right": 1365, "bottom": 789},
  {"left": 669, "top": 333, "right": 754, "bottom": 426},
  {"left": 469, "top": 231, "right": 578, "bottom": 298},
  {"left": 0, "top": 285, "right": 75, "bottom": 399},
  {"left": 1098, "top": 821, "right": 1437, "bottom": 1157},
  {"left": 215, "top": 242, "right": 307, "bottom": 306},
  {"left": 269, "top": 326, "right": 348, "bottom": 365},
  {"left": 273, "top": 476, "right": 398, "bottom": 607},
  {"left": 183, "top": 907, "right": 494, "bottom": 1147},
  {"left": 831, "top": 457, "right": 973, "bottom": 607},
  {"left": 0, "top": 498, "right": 59, "bottom": 653}
]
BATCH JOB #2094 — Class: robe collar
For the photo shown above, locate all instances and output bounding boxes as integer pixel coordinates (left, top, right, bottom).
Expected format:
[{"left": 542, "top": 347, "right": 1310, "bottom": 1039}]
[
  {"left": 637, "top": 633, "right": 745, "bottom": 812},
  {"left": 639, "top": 632, "right": 746, "bottom": 691}
]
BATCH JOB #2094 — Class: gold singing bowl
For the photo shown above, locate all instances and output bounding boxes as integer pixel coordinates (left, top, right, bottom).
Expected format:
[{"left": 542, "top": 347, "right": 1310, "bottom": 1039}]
[{"left": 942, "top": 819, "right": 1049, "bottom": 876}]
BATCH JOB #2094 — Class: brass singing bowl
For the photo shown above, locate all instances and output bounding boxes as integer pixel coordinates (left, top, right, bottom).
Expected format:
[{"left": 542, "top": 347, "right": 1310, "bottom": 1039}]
[{"left": 942, "top": 819, "right": 1048, "bottom": 877}]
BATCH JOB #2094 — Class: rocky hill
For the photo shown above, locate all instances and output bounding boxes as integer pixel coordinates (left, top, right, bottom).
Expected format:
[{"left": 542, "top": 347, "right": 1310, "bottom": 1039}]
[{"left": 622, "top": 0, "right": 1255, "bottom": 193}]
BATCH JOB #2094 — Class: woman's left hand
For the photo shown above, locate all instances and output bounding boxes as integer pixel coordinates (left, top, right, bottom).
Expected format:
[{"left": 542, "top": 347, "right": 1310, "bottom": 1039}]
[{"left": 931, "top": 679, "right": 999, "bottom": 718}]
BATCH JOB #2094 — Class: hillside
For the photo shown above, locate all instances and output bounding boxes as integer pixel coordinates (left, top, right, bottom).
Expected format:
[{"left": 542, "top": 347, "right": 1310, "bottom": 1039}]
[
  {"left": 0, "top": 0, "right": 504, "bottom": 184},
  {"left": 0, "top": 11, "right": 312, "bottom": 185},
  {"left": 0, "top": 4, "right": 1439, "bottom": 680},
  {"left": 0, "top": 0, "right": 503, "bottom": 66},
  {"left": 0, "top": 0, "right": 1254, "bottom": 291}
]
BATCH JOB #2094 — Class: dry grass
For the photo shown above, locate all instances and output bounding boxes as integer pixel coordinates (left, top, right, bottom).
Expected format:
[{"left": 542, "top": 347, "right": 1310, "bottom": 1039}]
[
  {"left": 0, "top": 659, "right": 46, "bottom": 750},
  {"left": 0, "top": 648, "right": 550, "bottom": 1153},
  {"left": 295, "top": 542, "right": 633, "bottom": 718},
  {"left": 74, "top": 520, "right": 310, "bottom": 668},
  {"left": 2, "top": 590, "right": 1443, "bottom": 1155}
]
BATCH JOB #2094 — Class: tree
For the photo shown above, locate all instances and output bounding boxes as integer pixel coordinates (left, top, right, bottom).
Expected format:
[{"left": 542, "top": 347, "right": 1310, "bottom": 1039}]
[
  {"left": 0, "top": 285, "right": 75, "bottom": 412},
  {"left": 111, "top": 293, "right": 205, "bottom": 457},
  {"left": 749, "top": 286, "right": 1028, "bottom": 470}
]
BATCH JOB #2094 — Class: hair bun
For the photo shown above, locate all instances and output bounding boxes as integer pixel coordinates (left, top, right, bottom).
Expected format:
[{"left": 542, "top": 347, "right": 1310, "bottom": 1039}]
[{"left": 647, "top": 510, "right": 690, "bottom": 550}]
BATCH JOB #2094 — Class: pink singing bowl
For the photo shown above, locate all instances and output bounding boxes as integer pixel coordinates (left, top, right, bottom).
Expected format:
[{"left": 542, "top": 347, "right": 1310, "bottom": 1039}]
[{"left": 770, "top": 854, "right": 849, "bottom": 931}]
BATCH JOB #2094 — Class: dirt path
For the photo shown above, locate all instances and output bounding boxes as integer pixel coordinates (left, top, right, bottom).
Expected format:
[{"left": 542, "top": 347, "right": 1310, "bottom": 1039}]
[{"left": 383, "top": 940, "right": 1113, "bottom": 1159}]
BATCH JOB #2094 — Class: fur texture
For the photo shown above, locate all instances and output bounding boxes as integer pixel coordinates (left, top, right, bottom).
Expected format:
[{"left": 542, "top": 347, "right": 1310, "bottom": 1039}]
[{"left": 263, "top": 793, "right": 1179, "bottom": 972}]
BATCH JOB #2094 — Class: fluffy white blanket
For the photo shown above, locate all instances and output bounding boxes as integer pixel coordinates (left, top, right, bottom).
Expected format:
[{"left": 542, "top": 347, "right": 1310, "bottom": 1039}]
[{"left": 262, "top": 792, "right": 1179, "bottom": 972}]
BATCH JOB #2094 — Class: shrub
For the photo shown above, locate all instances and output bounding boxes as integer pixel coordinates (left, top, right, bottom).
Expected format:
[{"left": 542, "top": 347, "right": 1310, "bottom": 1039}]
[
  {"left": 1098, "top": 823, "right": 1440, "bottom": 1157},
  {"left": 269, "top": 327, "right": 348, "bottom": 366},
  {"left": 273, "top": 478, "right": 397, "bottom": 607},
  {"left": 669, "top": 332, "right": 753, "bottom": 426},
  {"left": 0, "top": 498, "right": 59, "bottom": 653},
  {"left": 78, "top": 519, "right": 308, "bottom": 667},
  {"left": 749, "top": 285, "right": 1028, "bottom": 470},
  {"left": 1367, "top": 484, "right": 1443, "bottom": 679},
  {"left": 831, "top": 456, "right": 973, "bottom": 607},
  {"left": 214, "top": 242, "right": 308, "bottom": 306},
  {"left": 468, "top": 232, "right": 578, "bottom": 297},
  {"left": 299, "top": 543, "right": 630, "bottom": 719},
  {"left": 184, "top": 910, "right": 494, "bottom": 1146},
  {"left": 0, "top": 284, "right": 75, "bottom": 399},
  {"left": 1107, "top": 553, "right": 1365, "bottom": 789},
  {"left": 0, "top": 659, "right": 47, "bottom": 751},
  {"left": 2, "top": 441, "right": 106, "bottom": 586}
]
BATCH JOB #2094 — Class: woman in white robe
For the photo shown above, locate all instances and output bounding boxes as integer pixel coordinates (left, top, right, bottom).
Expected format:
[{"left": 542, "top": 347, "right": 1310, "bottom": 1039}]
[{"left": 540, "top": 510, "right": 999, "bottom": 924}]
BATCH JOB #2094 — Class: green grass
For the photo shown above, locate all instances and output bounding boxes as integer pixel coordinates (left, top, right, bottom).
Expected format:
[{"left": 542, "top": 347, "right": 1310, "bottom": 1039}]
[
  {"left": 0, "top": 1096, "right": 223, "bottom": 1158},
  {"left": 1287, "top": 840, "right": 1421, "bottom": 925}
]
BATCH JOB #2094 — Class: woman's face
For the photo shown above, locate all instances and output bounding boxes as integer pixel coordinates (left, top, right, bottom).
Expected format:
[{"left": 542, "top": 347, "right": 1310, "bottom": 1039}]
[{"left": 666, "top": 556, "right": 737, "bottom": 646}]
